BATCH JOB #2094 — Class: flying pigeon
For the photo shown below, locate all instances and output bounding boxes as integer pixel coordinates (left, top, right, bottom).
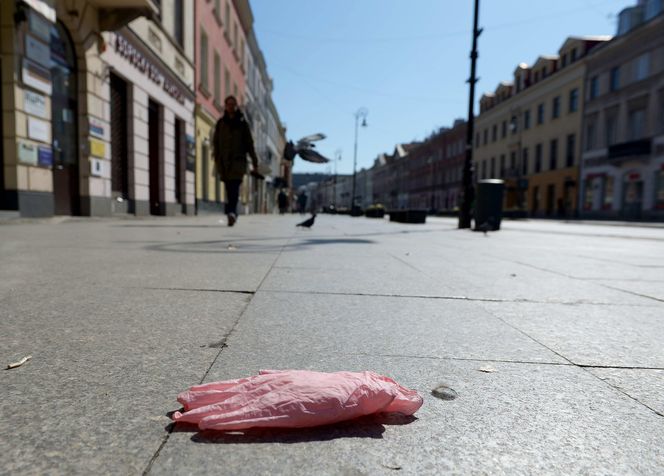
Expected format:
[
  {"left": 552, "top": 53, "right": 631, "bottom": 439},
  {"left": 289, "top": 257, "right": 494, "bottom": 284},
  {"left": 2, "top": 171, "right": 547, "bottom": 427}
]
[
  {"left": 296, "top": 214, "right": 316, "bottom": 228},
  {"left": 283, "top": 133, "right": 332, "bottom": 164}
]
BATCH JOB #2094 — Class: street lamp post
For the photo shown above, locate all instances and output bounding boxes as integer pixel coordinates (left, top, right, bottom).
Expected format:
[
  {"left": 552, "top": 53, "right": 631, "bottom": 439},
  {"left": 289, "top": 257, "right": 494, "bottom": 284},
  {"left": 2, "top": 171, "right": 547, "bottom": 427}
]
[
  {"left": 351, "top": 108, "right": 368, "bottom": 212},
  {"left": 333, "top": 149, "right": 341, "bottom": 208},
  {"left": 459, "top": 0, "right": 482, "bottom": 229}
]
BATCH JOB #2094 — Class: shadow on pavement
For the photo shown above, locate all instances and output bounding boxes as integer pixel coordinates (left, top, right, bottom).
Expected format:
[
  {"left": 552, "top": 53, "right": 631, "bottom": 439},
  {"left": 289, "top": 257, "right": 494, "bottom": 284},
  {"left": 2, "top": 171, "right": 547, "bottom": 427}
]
[
  {"left": 143, "top": 237, "right": 378, "bottom": 254},
  {"left": 167, "top": 413, "right": 416, "bottom": 444}
]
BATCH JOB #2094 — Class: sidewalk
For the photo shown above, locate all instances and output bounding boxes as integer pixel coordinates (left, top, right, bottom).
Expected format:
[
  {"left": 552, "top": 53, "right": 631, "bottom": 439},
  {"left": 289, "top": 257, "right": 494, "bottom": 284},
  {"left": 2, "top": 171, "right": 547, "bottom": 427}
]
[{"left": 1, "top": 214, "right": 663, "bottom": 475}]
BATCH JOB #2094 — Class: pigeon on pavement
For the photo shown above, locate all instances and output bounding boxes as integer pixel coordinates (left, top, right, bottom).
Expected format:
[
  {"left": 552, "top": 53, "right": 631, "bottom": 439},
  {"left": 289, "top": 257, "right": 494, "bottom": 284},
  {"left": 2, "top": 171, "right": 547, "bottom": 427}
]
[{"left": 296, "top": 214, "right": 316, "bottom": 228}]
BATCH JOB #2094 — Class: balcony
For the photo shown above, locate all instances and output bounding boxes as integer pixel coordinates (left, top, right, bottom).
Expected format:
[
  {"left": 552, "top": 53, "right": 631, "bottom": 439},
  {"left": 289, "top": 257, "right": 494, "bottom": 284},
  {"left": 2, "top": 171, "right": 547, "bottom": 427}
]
[
  {"left": 608, "top": 139, "right": 652, "bottom": 161},
  {"left": 90, "top": 0, "right": 159, "bottom": 31}
]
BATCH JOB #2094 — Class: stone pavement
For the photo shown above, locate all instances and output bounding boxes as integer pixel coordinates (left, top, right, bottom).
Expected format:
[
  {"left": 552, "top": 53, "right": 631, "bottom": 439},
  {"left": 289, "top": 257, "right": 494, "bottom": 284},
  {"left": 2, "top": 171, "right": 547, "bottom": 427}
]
[{"left": 1, "top": 214, "right": 663, "bottom": 475}]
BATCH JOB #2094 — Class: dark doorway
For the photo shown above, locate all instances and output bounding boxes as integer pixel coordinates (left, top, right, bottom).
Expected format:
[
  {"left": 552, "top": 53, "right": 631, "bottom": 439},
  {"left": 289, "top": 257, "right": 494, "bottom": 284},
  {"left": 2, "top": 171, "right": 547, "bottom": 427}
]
[
  {"left": 174, "top": 117, "right": 185, "bottom": 209},
  {"left": 51, "top": 21, "right": 79, "bottom": 215},
  {"left": 622, "top": 179, "right": 643, "bottom": 220},
  {"left": 202, "top": 140, "right": 209, "bottom": 202},
  {"left": 148, "top": 99, "right": 162, "bottom": 215},
  {"left": 546, "top": 184, "right": 555, "bottom": 217},
  {"left": 110, "top": 73, "right": 129, "bottom": 212}
]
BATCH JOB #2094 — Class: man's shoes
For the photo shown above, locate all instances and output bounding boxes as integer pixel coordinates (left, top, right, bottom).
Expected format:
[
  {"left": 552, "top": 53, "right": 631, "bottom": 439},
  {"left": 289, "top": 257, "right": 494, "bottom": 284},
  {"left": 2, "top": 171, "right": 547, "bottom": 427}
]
[{"left": 227, "top": 213, "right": 236, "bottom": 227}]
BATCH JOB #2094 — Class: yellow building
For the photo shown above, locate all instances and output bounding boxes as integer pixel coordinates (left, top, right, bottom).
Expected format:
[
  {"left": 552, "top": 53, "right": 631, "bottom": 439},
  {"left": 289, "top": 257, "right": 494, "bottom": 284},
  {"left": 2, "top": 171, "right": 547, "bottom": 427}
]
[{"left": 474, "top": 37, "right": 610, "bottom": 217}]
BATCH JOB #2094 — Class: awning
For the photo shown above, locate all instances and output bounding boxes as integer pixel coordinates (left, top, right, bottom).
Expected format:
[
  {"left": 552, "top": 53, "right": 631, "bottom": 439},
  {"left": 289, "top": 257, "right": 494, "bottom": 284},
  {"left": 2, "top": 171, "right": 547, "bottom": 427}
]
[{"left": 89, "top": 0, "right": 159, "bottom": 31}]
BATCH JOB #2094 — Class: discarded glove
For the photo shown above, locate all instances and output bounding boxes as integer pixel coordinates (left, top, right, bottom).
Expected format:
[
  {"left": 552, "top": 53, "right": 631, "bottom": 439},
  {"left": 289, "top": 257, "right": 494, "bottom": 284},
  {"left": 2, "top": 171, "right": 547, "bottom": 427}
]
[{"left": 172, "top": 369, "right": 423, "bottom": 431}]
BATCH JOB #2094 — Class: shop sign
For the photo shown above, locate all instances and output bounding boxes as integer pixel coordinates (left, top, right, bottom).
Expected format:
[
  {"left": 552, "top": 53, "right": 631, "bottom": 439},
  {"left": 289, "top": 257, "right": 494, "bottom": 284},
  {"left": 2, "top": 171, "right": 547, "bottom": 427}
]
[
  {"left": 22, "top": 59, "right": 52, "bottom": 95},
  {"left": 90, "top": 158, "right": 108, "bottom": 177},
  {"left": 28, "top": 9, "right": 51, "bottom": 41},
  {"left": 38, "top": 146, "right": 53, "bottom": 167},
  {"left": 25, "top": 34, "right": 51, "bottom": 68},
  {"left": 27, "top": 117, "right": 50, "bottom": 143},
  {"left": 114, "top": 34, "right": 186, "bottom": 105},
  {"left": 90, "top": 139, "right": 106, "bottom": 158},
  {"left": 24, "top": 90, "right": 48, "bottom": 118},
  {"left": 22, "top": 0, "right": 56, "bottom": 23},
  {"left": 89, "top": 117, "right": 106, "bottom": 139},
  {"left": 17, "top": 140, "right": 38, "bottom": 165}
]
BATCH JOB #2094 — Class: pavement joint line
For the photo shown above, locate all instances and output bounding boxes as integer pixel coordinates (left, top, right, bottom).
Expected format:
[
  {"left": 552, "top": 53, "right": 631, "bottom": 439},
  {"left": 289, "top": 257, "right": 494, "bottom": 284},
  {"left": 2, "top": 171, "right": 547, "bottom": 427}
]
[
  {"left": 387, "top": 252, "right": 432, "bottom": 277},
  {"left": 347, "top": 352, "right": 572, "bottom": 366},
  {"left": 142, "top": 232, "right": 295, "bottom": 475},
  {"left": 481, "top": 306, "right": 664, "bottom": 420},
  {"left": 578, "top": 364, "right": 664, "bottom": 371},
  {"left": 138, "top": 286, "right": 255, "bottom": 295},
  {"left": 510, "top": 259, "right": 664, "bottom": 305},
  {"left": 257, "top": 289, "right": 654, "bottom": 307}
]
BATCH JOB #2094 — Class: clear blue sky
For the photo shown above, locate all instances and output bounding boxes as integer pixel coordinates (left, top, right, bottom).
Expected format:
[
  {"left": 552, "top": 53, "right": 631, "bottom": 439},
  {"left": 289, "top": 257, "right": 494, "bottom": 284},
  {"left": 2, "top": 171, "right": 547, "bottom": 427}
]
[{"left": 251, "top": 0, "right": 633, "bottom": 175}]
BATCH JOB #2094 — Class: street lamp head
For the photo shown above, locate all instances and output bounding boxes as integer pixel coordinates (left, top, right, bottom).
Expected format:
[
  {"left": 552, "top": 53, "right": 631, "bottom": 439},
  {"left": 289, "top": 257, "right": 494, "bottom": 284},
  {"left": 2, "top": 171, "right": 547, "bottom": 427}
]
[{"left": 361, "top": 118, "right": 368, "bottom": 128}]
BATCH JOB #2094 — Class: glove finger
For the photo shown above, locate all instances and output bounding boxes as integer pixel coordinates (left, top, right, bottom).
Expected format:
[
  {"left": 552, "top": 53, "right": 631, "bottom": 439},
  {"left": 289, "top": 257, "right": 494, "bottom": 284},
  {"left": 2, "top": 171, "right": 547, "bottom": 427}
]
[
  {"left": 177, "top": 389, "right": 243, "bottom": 411},
  {"left": 199, "top": 410, "right": 292, "bottom": 431},
  {"left": 172, "top": 398, "right": 250, "bottom": 425}
]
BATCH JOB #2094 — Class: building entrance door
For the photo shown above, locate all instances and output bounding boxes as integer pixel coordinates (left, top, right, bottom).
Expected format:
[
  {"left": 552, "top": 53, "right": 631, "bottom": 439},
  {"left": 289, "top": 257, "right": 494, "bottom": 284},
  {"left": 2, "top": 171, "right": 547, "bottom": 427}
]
[
  {"left": 148, "top": 99, "right": 162, "bottom": 215},
  {"left": 622, "top": 177, "right": 643, "bottom": 219},
  {"left": 50, "top": 22, "right": 79, "bottom": 215},
  {"left": 110, "top": 73, "right": 129, "bottom": 213}
]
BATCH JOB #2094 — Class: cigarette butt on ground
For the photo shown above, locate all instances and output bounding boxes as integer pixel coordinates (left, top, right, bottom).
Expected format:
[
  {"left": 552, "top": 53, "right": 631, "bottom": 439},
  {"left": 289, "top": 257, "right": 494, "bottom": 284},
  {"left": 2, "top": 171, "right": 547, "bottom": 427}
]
[{"left": 6, "top": 355, "right": 32, "bottom": 370}]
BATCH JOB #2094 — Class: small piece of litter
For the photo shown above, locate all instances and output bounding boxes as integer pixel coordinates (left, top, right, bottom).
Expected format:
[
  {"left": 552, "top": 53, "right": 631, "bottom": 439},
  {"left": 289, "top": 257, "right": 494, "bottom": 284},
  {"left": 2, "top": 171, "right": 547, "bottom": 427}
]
[
  {"left": 6, "top": 355, "right": 32, "bottom": 370},
  {"left": 227, "top": 244, "right": 237, "bottom": 250},
  {"left": 431, "top": 384, "right": 458, "bottom": 401},
  {"left": 381, "top": 462, "right": 402, "bottom": 471},
  {"left": 477, "top": 366, "right": 497, "bottom": 373}
]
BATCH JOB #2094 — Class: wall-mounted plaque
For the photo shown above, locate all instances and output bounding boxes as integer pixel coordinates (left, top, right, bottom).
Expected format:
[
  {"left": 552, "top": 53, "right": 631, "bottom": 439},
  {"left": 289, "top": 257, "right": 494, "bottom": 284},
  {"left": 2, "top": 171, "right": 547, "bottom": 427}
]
[
  {"left": 90, "top": 158, "right": 108, "bottom": 177},
  {"left": 90, "top": 139, "right": 106, "bottom": 158},
  {"left": 17, "top": 141, "right": 38, "bottom": 165},
  {"left": 28, "top": 9, "right": 51, "bottom": 41},
  {"left": 38, "top": 146, "right": 53, "bottom": 167},
  {"left": 22, "top": 59, "right": 52, "bottom": 95},
  {"left": 27, "top": 117, "right": 51, "bottom": 143},
  {"left": 25, "top": 34, "right": 51, "bottom": 68},
  {"left": 24, "top": 90, "right": 48, "bottom": 118},
  {"left": 89, "top": 117, "right": 106, "bottom": 139}
]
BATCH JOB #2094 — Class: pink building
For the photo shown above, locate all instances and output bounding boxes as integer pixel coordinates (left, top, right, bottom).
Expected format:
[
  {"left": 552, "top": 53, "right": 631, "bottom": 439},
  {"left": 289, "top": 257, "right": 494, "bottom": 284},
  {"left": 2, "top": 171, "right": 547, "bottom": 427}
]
[{"left": 195, "top": 0, "right": 249, "bottom": 211}]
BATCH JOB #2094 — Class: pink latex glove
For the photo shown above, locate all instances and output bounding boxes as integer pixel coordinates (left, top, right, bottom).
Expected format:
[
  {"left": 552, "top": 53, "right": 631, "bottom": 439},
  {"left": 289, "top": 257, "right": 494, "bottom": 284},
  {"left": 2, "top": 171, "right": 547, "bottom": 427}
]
[{"left": 172, "top": 369, "right": 423, "bottom": 431}]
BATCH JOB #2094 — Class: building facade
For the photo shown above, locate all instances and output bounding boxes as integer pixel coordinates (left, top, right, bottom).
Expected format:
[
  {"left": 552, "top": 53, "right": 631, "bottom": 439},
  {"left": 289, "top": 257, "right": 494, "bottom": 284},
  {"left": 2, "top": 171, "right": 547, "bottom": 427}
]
[
  {"left": 579, "top": 1, "right": 664, "bottom": 220},
  {"left": 0, "top": 0, "right": 196, "bottom": 217},
  {"left": 474, "top": 37, "right": 609, "bottom": 218}
]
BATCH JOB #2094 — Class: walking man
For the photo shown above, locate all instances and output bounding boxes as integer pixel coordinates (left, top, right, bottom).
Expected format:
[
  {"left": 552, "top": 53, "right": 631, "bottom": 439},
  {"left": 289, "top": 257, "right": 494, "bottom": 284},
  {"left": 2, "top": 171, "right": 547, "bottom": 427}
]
[{"left": 213, "top": 95, "right": 260, "bottom": 226}]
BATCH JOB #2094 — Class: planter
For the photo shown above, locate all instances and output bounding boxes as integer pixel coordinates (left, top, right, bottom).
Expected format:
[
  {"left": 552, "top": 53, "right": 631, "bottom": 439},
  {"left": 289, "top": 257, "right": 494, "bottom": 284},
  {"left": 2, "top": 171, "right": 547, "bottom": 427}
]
[
  {"left": 388, "top": 209, "right": 427, "bottom": 224},
  {"left": 365, "top": 208, "right": 385, "bottom": 218}
]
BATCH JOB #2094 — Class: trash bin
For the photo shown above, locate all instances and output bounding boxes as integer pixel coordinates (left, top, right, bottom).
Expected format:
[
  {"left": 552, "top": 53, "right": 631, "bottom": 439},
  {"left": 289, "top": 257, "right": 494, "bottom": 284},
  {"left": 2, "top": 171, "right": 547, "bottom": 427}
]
[{"left": 474, "top": 179, "right": 504, "bottom": 231}]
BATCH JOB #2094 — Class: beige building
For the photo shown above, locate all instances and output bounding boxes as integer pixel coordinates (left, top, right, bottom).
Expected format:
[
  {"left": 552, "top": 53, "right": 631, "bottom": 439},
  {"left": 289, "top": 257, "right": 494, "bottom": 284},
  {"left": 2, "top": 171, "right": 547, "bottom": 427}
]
[
  {"left": 1, "top": 0, "right": 196, "bottom": 217},
  {"left": 580, "top": 1, "right": 664, "bottom": 220},
  {"left": 474, "top": 37, "right": 609, "bottom": 217}
]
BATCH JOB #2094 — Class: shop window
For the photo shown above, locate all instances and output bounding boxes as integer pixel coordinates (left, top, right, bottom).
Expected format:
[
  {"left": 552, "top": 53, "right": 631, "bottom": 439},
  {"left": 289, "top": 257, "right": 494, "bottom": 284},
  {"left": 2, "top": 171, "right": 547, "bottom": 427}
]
[
  {"left": 549, "top": 139, "right": 558, "bottom": 170},
  {"left": 522, "top": 148, "right": 529, "bottom": 175},
  {"left": 655, "top": 170, "right": 664, "bottom": 209},
  {"left": 537, "top": 103, "right": 545, "bottom": 125},
  {"left": 535, "top": 144, "right": 542, "bottom": 173},
  {"left": 602, "top": 176, "right": 614, "bottom": 210},
  {"left": 566, "top": 134, "right": 575, "bottom": 167},
  {"left": 583, "top": 177, "right": 594, "bottom": 211},
  {"left": 552, "top": 96, "right": 561, "bottom": 119},
  {"left": 523, "top": 109, "right": 530, "bottom": 129},
  {"left": 569, "top": 88, "right": 579, "bottom": 113}
]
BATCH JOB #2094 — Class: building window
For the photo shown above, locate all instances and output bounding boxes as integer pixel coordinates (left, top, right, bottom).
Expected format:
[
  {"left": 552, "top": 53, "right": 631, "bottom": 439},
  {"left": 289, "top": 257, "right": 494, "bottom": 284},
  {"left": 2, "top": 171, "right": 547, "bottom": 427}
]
[
  {"left": 501, "top": 120, "right": 507, "bottom": 138},
  {"left": 214, "top": 52, "right": 221, "bottom": 103},
  {"left": 605, "top": 110, "right": 619, "bottom": 146},
  {"left": 200, "top": 30, "right": 208, "bottom": 91},
  {"left": 524, "top": 109, "right": 530, "bottom": 129},
  {"left": 174, "top": 0, "right": 184, "bottom": 47},
  {"left": 535, "top": 143, "right": 542, "bottom": 173},
  {"left": 571, "top": 48, "right": 577, "bottom": 62},
  {"left": 499, "top": 154, "right": 505, "bottom": 177},
  {"left": 537, "top": 103, "right": 545, "bottom": 125},
  {"left": 233, "top": 82, "right": 238, "bottom": 98},
  {"left": 522, "top": 147, "right": 529, "bottom": 175},
  {"left": 635, "top": 53, "right": 650, "bottom": 82},
  {"left": 569, "top": 88, "right": 579, "bottom": 113},
  {"left": 561, "top": 53, "right": 568, "bottom": 67},
  {"left": 566, "top": 134, "right": 575, "bottom": 167},
  {"left": 492, "top": 125, "right": 497, "bottom": 142},
  {"left": 475, "top": 132, "right": 480, "bottom": 148},
  {"left": 483, "top": 129, "right": 488, "bottom": 145},
  {"left": 658, "top": 89, "right": 664, "bottom": 133},
  {"left": 510, "top": 151, "right": 516, "bottom": 171},
  {"left": 490, "top": 157, "right": 495, "bottom": 178},
  {"left": 510, "top": 116, "right": 517, "bottom": 134},
  {"left": 549, "top": 139, "right": 558, "bottom": 170},
  {"left": 225, "top": 1, "right": 231, "bottom": 29},
  {"left": 233, "top": 22, "right": 238, "bottom": 49},
  {"left": 482, "top": 160, "right": 487, "bottom": 179},
  {"left": 610, "top": 66, "right": 620, "bottom": 92},
  {"left": 589, "top": 76, "right": 599, "bottom": 99},
  {"left": 224, "top": 67, "right": 230, "bottom": 98},
  {"left": 214, "top": 0, "right": 221, "bottom": 21},
  {"left": 585, "top": 115, "right": 597, "bottom": 151},
  {"left": 655, "top": 170, "right": 664, "bottom": 209},
  {"left": 552, "top": 96, "right": 561, "bottom": 119},
  {"left": 628, "top": 107, "right": 647, "bottom": 140}
]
